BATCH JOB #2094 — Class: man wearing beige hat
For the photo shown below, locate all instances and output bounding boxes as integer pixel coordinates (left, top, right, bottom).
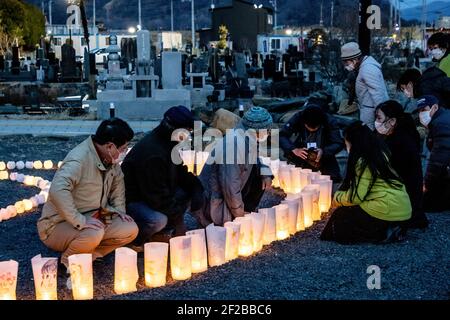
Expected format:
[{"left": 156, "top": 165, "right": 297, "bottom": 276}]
[{"left": 341, "top": 42, "right": 389, "bottom": 130}]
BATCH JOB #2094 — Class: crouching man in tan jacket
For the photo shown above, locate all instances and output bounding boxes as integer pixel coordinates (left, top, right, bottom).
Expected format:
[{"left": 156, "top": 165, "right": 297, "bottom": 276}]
[{"left": 37, "top": 118, "right": 138, "bottom": 268}]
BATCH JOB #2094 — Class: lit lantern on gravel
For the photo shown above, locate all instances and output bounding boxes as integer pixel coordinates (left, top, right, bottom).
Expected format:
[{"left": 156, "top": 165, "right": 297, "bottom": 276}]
[
  {"left": 17, "top": 174, "right": 25, "bottom": 183},
  {"left": 9, "top": 172, "right": 17, "bottom": 181},
  {"left": 23, "top": 199, "right": 33, "bottom": 211},
  {"left": 195, "top": 151, "right": 209, "bottom": 176},
  {"left": 278, "top": 165, "right": 291, "bottom": 193},
  {"left": 0, "top": 208, "right": 6, "bottom": 222},
  {"left": 312, "top": 177, "right": 332, "bottom": 213},
  {"left": 33, "top": 161, "right": 43, "bottom": 170},
  {"left": 234, "top": 216, "right": 254, "bottom": 257},
  {"left": 281, "top": 198, "right": 299, "bottom": 235},
  {"left": 248, "top": 213, "right": 265, "bottom": 252},
  {"left": 144, "top": 242, "right": 168, "bottom": 288},
  {"left": 186, "top": 229, "right": 208, "bottom": 273},
  {"left": 0, "top": 171, "right": 8, "bottom": 180},
  {"left": 114, "top": 247, "right": 138, "bottom": 295},
  {"left": 39, "top": 190, "right": 49, "bottom": 202},
  {"left": 269, "top": 159, "right": 280, "bottom": 188},
  {"left": 14, "top": 201, "right": 25, "bottom": 214},
  {"left": 300, "top": 169, "right": 312, "bottom": 190},
  {"left": 303, "top": 184, "right": 321, "bottom": 221},
  {"left": 274, "top": 204, "right": 289, "bottom": 240},
  {"left": 258, "top": 207, "right": 276, "bottom": 245},
  {"left": 286, "top": 193, "right": 305, "bottom": 231},
  {"left": 58, "top": 161, "right": 63, "bottom": 169},
  {"left": 0, "top": 260, "right": 19, "bottom": 300},
  {"left": 6, "top": 161, "right": 15, "bottom": 170},
  {"left": 24, "top": 175, "right": 35, "bottom": 186},
  {"left": 180, "top": 150, "right": 196, "bottom": 174},
  {"left": 0, "top": 162, "right": 5, "bottom": 171},
  {"left": 205, "top": 224, "right": 227, "bottom": 267},
  {"left": 224, "top": 222, "right": 240, "bottom": 261},
  {"left": 15, "top": 161, "right": 25, "bottom": 170},
  {"left": 43, "top": 160, "right": 53, "bottom": 170},
  {"left": 30, "top": 196, "right": 39, "bottom": 208},
  {"left": 169, "top": 236, "right": 192, "bottom": 280},
  {"left": 301, "top": 192, "right": 314, "bottom": 228},
  {"left": 68, "top": 253, "right": 93, "bottom": 300},
  {"left": 31, "top": 254, "right": 58, "bottom": 300},
  {"left": 6, "top": 206, "right": 16, "bottom": 219},
  {"left": 290, "top": 167, "right": 302, "bottom": 193},
  {"left": 25, "top": 161, "right": 34, "bottom": 169}
]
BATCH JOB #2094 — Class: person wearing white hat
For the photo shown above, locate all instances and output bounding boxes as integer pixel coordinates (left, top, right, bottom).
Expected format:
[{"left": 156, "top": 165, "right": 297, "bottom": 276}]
[{"left": 341, "top": 42, "right": 389, "bottom": 130}]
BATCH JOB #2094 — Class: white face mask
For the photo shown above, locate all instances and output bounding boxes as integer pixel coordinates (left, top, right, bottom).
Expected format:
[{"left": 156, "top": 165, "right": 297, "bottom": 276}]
[
  {"left": 419, "top": 111, "right": 432, "bottom": 127},
  {"left": 374, "top": 121, "right": 390, "bottom": 135},
  {"left": 431, "top": 48, "right": 445, "bottom": 61},
  {"left": 344, "top": 63, "right": 355, "bottom": 72},
  {"left": 110, "top": 144, "right": 127, "bottom": 165}
]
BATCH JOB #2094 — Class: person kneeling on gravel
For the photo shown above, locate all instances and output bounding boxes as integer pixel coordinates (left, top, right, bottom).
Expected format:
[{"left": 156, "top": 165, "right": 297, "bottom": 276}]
[{"left": 37, "top": 118, "right": 138, "bottom": 273}]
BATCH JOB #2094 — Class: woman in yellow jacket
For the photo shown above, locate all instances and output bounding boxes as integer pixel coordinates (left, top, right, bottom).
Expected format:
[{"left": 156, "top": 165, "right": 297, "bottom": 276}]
[{"left": 321, "top": 121, "right": 412, "bottom": 244}]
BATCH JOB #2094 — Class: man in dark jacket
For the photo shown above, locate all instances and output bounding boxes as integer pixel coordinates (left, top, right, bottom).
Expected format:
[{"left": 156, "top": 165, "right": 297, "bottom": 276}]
[
  {"left": 397, "top": 67, "right": 450, "bottom": 108},
  {"left": 280, "top": 105, "right": 344, "bottom": 181},
  {"left": 121, "top": 106, "right": 204, "bottom": 247},
  {"left": 415, "top": 95, "right": 450, "bottom": 212}
]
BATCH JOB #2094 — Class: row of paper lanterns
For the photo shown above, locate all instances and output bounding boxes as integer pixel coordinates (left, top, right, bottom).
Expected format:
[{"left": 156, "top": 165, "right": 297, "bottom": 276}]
[
  {"left": 0, "top": 171, "right": 51, "bottom": 222},
  {"left": 0, "top": 159, "right": 332, "bottom": 300},
  {"left": 0, "top": 160, "right": 62, "bottom": 171}
]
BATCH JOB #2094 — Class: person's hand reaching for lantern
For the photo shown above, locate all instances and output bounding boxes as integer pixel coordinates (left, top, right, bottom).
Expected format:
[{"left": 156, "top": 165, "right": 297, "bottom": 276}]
[{"left": 292, "top": 148, "right": 308, "bottom": 160}]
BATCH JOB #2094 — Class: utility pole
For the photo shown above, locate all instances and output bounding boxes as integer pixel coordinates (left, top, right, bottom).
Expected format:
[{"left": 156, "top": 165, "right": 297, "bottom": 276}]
[
  {"left": 191, "top": 0, "right": 195, "bottom": 51},
  {"left": 49, "top": 0, "right": 53, "bottom": 26},
  {"left": 171, "top": 0, "right": 174, "bottom": 32},
  {"left": 421, "top": 0, "right": 427, "bottom": 51},
  {"left": 138, "top": 0, "right": 142, "bottom": 28},
  {"left": 320, "top": 1, "right": 324, "bottom": 27}
]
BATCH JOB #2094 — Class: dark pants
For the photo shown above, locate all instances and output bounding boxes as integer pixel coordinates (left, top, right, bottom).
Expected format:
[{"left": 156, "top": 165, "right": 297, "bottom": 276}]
[
  {"left": 126, "top": 188, "right": 191, "bottom": 246},
  {"left": 320, "top": 206, "right": 405, "bottom": 244},
  {"left": 423, "top": 163, "right": 450, "bottom": 212},
  {"left": 241, "top": 164, "right": 266, "bottom": 213}
]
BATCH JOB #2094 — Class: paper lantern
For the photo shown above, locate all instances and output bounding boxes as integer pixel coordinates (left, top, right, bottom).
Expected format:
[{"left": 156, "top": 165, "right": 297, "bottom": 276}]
[
  {"left": 24, "top": 175, "right": 35, "bottom": 186},
  {"left": 286, "top": 194, "right": 305, "bottom": 232},
  {"left": 114, "top": 247, "right": 138, "bottom": 295},
  {"left": 301, "top": 192, "right": 314, "bottom": 228},
  {"left": 15, "top": 161, "right": 25, "bottom": 170},
  {"left": 274, "top": 204, "right": 289, "bottom": 240},
  {"left": 17, "top": 174, "right": 25, "bottom": 183},
  {"left": 0, "top": 208, "right": 6, "bottom": 222},
  {"left": 269, "top": 159, "right": 280, "bottom": 188},
  {"left": 30, "top": 196, "right": 39, "bottom": 208},
  {"left": 33, "top": 161, "right": 43, "bottom": 170},
  {"left": 39, "top": 190, "right": 49, "bottom": 202},
  {"left": 23, "top": 199, "right": 33, "bottom": 211},
  {"left": 38, "top": 179, "right": 50, "bottom": 190},
  {"left": 6, "top": 206, "right": 16, "bottom": 219},
  {"left": 312, "top": 177, "right": 332, "bottom": 213},
  {"left": 6, "top": 161, "right": 15, "bottom": 170},
  {"left": 249, "top": 213, "right": 265, "bottom": 252},
  {"left": 300, "top": 169, "right": 312, "bottom": 190},
  {"left": 180, "top": 150, "right": 196, "bottom": 174},
  {"left": 36, "top": 194, "right": 46, "bottom": 205},
  {"left": 169, "top": 236, "right": 192, "bottom": 280},
  {"left": 68, "top": 253, "right": 94, "bottom": 300},
  {"left": 25, "top": 161, "right": 34, "bottom": 169},
  {"left": 43, "top": 160, "right": 53, "bottom": 170},
  {"left": 234, "top": 217, "right": 254, "bottom": 257},
  {"left": 31, "top": 254, "right": 58, "bottom": 300},
  {"left": 303, "top": 184, "right": 321, "bottom": 221},
  {"left": 0, "top": 171, "right": 8, "bottom": 180},
  {"left": 195, "top": 151, "right": 209, "bottom": 176},
  {"left": 57, "top": 161, "right": 63, "bottom": 169},
  {"left": 258, "top": 207, "right": 276, "bottom": 245},
  {"left": 0, "top": 162, "right": 5, "bottom": 171},
  {"left": 186, "top": 229, "right": 208, "bottom": 273},
  {"left": 0, "top": 260, "right": 19, "bottom": 300},
  {"left": 290, "top": 167, "right": 302, "bottom": 193},
  {"left": 224, "top": 222, "right": 241, "bottom": 261},
  {"left": 14, "top": 201, "right": 25, "bottom": 214},
  {"left": 281, "top": 199, "right": 299, "bottom": 235},
  {"left": 205, "top": 224, "right": 227, "bottom": 267},
  {"left": 9, "top": 172, "right": 17, "bottom": 181},
  {"left": 144, "top": 242, "right": 168, "bottom": 288},
  {"left": 278, "top": 166, "right": 291, "bottom": 193}
]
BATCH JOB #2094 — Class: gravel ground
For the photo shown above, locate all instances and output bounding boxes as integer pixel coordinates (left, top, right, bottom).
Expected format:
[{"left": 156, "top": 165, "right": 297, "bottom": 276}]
[{"left": 0, "top": 135, "right": 449, "bottom": 300}]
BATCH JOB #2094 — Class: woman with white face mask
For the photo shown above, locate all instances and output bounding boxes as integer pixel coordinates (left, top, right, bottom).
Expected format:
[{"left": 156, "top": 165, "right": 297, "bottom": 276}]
[
  {"left": 375, "top": 101, "right": 428, "bottom": 229},
  {"left": 414, "top": 95, "right": 450, "bottom": 213},
  {"left": 427, "top": 32, "right": 450, "bottom": 77}
]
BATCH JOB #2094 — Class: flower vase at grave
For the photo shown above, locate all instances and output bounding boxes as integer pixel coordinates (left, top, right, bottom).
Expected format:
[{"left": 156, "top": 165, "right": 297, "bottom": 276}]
[
  {"left": 186, "top": 229, "right": 208, "bottom": 273},
  {"left": 281, "top": 198, "right": 299, "bottom": 235},
  {"left": 0, "top": 260, "right": 19, "bottom": 300},
  {"left": 114, "top": 247, "right": 139, "bottom": 295},
  {"left": 303, "top": 184, "right": 321, "bottom": 221},
  {"left": 286, "top": 193, "right": 305, "bottom": 231},
  {"left": 205, "top": 224, "right": 227, "bottom": 267},
  {"left": 144, "top": 242, "right": 168, "bottom": 288},
  {"left": 180, "top": 150, "right": 196, "bottom": 174},
  {"left": 31, "top": 254, "right": 58, "bottom": 300},
  {"left": 224, "top": 222, "right": 241, "bottom": 261},
  {"left": 274, "top": 204, "right": 289, "bottom": 240},
  {"left": 170, "top": 236, "right": 192, "bottom": 280},
  {"left": 234, "top": 216, "right": 254, "bottom": 257},
  {"left": 258, "top": 207, "right": 276, "bottom": 245},
  {"left": 248, "top": 213, "right": 265, "bottom": 252},
  {"left": 301, "top": 192, "right": 314, "bottom": 228},
  {"left": 68, "top": 253, "right": 93, "bottom": 300}
]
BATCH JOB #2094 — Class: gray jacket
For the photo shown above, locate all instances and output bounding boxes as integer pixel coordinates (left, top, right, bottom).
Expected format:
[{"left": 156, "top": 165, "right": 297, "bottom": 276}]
[
  {"left": 199, "top": 122, "right": 272, "bottom": 225},
  {"left": 356, "top": 56, "right": 389, "bottom": 108}
]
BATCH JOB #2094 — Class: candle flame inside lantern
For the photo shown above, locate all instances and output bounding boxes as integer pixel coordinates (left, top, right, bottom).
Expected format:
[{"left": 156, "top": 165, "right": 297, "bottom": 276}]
[
  {"left": 43, "top": 160, "right": 53, "bottom": 170},
  {"left": 33, "top": 161, "right": 43, "bottom": 170},
  {"left": 144, "top": 242, "right": 168, "bottom": 288}
]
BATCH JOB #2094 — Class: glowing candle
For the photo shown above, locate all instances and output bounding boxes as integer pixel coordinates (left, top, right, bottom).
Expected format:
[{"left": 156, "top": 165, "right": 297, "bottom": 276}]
[
  {"left": 31, "top": 254, "right": 58, "bottom": 300},
  {"left": 0, "top": 162, "right": 5, "bottom": 171},
  {"left": 144, "top": 242, "right": 168, "bottom": 288},
  {"left": 286, "top": 193, "right": 305, "bottom": 231},
  {"left": 114, "top": 247, "right": 138, "bottom": 295},
  {"left": 301, "top": 192, "right": 314, "bottom": 228},
  {"left": 278, "top": 166, "right": 291, "bottom": 193},
  {"left": 205, "top": 224, "right": 227, "bottom": 267},
  {"left": 248, "top": 212, "right": 265, "bottom": 252},
  {"left": 0, "top": 260, "right": 19, "bottom": 300},
  {"left": 68, "top": 253, "right": 93, "bottom": 300},
  {"left": 224, "top": 222, "right": 240, "bottom": 261},
  {"left": 186, "top": 229, "right": 208, "bottom": 273},
  {"left": 303, "top": 184, "right": 321, "bottom": 221},
  {"left": 25, "top": 161, "right": 34, "bottom": 169},
  {"left": 14, "top": 201, "right": 25, "bottom": 214},
  {"left": 281, "top": 198, "right": 299, "bottom": 235},
  {"left": 169, "top": 236, "right": 192, "bottom": 280},
  {"left": 234, "top": 217, "right": 254, "bottom": 257},
  {"left": 15, "top": 161, "right": 25, "bottom": 170},
  {"left": 23, "top": 199, "right": 33, "bottom": 211},
  {"left": 6, "top": 161, "right": 15, "bottom": 170},
  {"left": 258, "top": 207, "right": 276, "bottom": 245},
  {"left": 33, "top": 161, "right": 43, "bottom": 170},
  {"left": 274, "top": 204, "right": 289, "bottom": 240},
  {"left": 43, "top": 160, "right": 53, "bottom": 170},
  {"left": 0, "top": 171, "right": 8, "bottom": 180},
  {"left": 300, "top": 169, "right": 312, "bottom": 190}
]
